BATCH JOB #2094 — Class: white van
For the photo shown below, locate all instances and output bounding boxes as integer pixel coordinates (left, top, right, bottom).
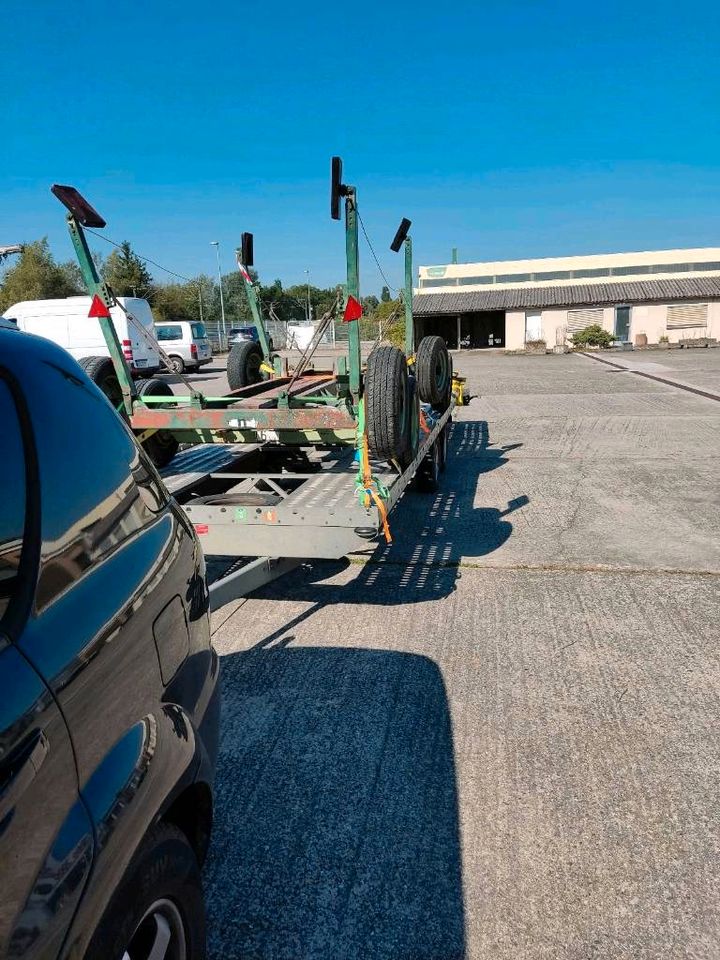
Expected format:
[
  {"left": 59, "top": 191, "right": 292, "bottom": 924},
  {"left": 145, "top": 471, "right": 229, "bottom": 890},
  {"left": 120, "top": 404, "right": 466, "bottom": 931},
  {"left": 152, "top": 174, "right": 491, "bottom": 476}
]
[{"left": 4, "top": 296, "right": 161, "bottom": 376}]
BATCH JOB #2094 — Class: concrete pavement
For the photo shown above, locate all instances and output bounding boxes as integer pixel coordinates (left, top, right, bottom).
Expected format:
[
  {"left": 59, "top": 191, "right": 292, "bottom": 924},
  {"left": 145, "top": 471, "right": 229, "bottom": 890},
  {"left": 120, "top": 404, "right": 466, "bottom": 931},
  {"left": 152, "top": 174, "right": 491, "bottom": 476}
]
[{"left": 200, "top": 351, "right": 720, "bottom": 959}]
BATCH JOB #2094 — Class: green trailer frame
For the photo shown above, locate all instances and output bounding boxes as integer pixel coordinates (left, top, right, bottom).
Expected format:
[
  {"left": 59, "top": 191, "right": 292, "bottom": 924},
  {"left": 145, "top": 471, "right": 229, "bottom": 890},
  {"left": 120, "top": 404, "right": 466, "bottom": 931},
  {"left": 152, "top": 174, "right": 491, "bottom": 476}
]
[{"left": 51, "top": 159, "right": 417, "bottom": 451}]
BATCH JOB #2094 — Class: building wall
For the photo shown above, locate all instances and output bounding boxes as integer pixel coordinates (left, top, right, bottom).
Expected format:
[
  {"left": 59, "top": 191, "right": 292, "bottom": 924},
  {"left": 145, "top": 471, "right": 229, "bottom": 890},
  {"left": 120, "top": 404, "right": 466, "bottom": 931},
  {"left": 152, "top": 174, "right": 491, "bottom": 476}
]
[
  {"left": 503, "top": 300, "right": 720, "bottom": 348},
  {"left": 418, "top": 247, "right": 720, "bottom": 293}
]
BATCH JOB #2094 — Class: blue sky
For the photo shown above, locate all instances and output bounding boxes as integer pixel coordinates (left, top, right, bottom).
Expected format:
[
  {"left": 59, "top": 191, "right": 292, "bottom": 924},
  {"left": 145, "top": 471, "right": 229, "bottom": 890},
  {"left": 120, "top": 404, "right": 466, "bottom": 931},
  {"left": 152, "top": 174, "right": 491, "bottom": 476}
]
[{"left": 3, "top": 0, "right": 720, "bottom": 294}]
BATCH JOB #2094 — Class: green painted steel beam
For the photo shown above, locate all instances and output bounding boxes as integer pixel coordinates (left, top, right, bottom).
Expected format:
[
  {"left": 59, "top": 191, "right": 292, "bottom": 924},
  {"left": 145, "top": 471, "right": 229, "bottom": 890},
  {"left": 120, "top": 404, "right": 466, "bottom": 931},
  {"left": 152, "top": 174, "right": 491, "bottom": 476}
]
[
  {"left": 67, "top": 216, "right": 136, "bottom": 414},
  {"left": 344, "top": 188, "right": 362, "bottom": 399},
  {"left": 404, "top": 235, "right": 414, "bottom": 356}
]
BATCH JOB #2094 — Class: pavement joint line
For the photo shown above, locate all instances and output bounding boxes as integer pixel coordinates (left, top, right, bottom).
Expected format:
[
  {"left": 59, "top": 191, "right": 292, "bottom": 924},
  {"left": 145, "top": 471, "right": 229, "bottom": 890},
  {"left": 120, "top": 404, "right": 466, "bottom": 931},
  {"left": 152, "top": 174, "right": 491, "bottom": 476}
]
[
  {"left": 579, "top": 351, "right": 720, "bottom": 403},
  {"left": 343, "top": 555, "right": 720, "bottom": 578}
]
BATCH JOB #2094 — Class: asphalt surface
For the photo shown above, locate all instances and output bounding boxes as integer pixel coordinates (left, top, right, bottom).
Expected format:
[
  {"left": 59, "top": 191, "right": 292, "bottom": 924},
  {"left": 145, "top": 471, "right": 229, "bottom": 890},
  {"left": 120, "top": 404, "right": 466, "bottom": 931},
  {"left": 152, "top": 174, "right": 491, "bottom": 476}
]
[{"left": 194, "top": 349, "right": 720, "bottom": 959}]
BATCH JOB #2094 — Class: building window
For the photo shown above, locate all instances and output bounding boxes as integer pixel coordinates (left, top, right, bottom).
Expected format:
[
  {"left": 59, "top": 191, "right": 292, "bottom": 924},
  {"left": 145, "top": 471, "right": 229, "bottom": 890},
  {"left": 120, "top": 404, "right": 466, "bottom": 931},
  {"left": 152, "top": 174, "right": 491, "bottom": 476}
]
[
  {"left": 567, "top": 308, "right": 604, "bottom": 332},
  {"left": 666, "top": 303, "right": 708, "bottom": 329},
  {"left": 457, "top": 276, "right": 493, "bottom": 286}
]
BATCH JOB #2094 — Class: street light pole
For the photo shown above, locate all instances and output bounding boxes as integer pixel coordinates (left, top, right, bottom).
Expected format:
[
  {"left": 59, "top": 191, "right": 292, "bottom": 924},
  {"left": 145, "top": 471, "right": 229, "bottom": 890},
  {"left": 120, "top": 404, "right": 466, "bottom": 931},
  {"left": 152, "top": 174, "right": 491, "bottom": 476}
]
[{"left": 211, "top": 241, "right": 227, "bottom": 349}]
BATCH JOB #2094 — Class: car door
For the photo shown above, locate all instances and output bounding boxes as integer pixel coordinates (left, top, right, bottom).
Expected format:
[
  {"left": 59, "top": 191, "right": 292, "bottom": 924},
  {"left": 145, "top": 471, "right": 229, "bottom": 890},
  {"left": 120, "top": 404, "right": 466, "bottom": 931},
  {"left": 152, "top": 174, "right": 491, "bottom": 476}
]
[
  {"left": 13, "top": 350, "right": 206, "bottom": 954},
  {"left": 0, "top": 370, "right": 94, "bottom": 960}
]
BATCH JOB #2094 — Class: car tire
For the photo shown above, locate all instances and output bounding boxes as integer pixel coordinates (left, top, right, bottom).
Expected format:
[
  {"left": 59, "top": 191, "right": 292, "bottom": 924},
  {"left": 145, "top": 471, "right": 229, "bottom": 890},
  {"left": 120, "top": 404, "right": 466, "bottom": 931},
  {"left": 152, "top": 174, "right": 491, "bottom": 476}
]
[
  {"left": 437, "top": 423, "right": 449, "bottom": 473},
  {"left": 167, "top": 354, "right": 185, "bottom": 374},
  {"left": 136, "top": 378, "right": 180, "bottom": 468},
  {"left": 365, "top": 345, "right": 410, "bottom": 462},
  {"left": 227, "top": 340, "right": 263, "bottom": 390},
  {"left": 78, "top": 356, "right": 124, "bottom": 412},
  {"left": 415, "top": 335, "right": 451, "bottom": 407},
  {"left": 84, "top": 822, "right": 206, "bottom": 960}
]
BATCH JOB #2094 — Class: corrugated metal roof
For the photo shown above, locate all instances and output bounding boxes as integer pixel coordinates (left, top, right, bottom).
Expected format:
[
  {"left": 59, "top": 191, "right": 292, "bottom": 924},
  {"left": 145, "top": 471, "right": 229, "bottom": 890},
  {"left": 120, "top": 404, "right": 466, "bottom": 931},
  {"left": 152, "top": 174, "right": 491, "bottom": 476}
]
[{"left": 412, "top": 277, "right": 720, "bottom": 314}]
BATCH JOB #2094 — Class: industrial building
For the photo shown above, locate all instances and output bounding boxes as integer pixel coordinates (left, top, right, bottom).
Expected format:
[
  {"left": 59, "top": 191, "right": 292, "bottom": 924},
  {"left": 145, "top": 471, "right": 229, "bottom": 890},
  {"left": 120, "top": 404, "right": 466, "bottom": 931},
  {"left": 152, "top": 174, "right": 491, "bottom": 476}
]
[{"left": 412, "top": 248, "right": 720, "bottom": 349}]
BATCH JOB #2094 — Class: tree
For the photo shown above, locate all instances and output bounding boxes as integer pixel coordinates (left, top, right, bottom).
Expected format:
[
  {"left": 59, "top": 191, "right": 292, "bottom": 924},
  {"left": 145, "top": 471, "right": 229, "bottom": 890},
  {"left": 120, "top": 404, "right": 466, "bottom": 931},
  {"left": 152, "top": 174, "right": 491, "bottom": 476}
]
[
  {"left": 103, "top": 241, "right": 154, "bottom": 300},
  {"left": 381, "top": 285, "right": 391, "bottom": 302},
  {"left": 362, "top": 295, "right": 380, "bottom": 315},
  {"left": 0, "top": 239, "right": 82, "bottom": 313}
]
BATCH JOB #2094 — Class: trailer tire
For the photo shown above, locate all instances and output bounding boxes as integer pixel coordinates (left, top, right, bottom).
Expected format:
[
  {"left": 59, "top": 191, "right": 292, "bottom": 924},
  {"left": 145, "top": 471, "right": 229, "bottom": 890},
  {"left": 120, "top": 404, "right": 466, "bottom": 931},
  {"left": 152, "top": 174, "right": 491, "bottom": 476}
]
[
  {"left": 437, "top": 423, "right": 449, "bottom": 473},
  {"left": 399, "top": 375, "right": 420, "bottom": 469},
  {"left": 227, "top": 341, "right": 263, "bottom": 390},
  {"left": 136, "top": 378, "right": 180, "bottom": 468},
  {"left": 78, "top": 356, "right": 124, "bottom": 411},
  {"left": 415, "top": 335, "right": 451, "bottom": 406},
  {"left": 415, "top": 441, "right": 440, "bottom": 493},
  {"left": 365, "top": 345, "right": 409, "bottom": 462}
]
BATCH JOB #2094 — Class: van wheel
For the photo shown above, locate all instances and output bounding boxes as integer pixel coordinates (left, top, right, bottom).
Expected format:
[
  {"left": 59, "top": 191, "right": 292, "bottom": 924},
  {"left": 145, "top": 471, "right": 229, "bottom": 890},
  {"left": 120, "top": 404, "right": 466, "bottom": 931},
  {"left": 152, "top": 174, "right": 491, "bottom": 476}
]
[
  {"left": 78, "top": 356, "right": 125, "bottom": 412},
  {"left": 415, "top": 336, "right": 451, "bottom": 406},
  {"left": 365, "top": 345, "right": 410, "bottom": 462},
  {"left": 227, "top": 340, "right": 263, "bottom": 390},
  {"left": 167, "top": 354, "right": 185, "bottom": 374},
  {"left": 84, "top": 823, "right": 205, "bottom": 960},
  {"left": 136, "top": 378, "right": 180, "bottom": 468}
]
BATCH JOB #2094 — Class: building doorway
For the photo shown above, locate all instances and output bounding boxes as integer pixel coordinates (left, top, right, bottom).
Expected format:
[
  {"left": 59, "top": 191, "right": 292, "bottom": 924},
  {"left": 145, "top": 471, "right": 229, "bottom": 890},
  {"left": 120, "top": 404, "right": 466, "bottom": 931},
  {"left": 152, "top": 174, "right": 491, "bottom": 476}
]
[
  {"left": 615, "top": 305, "right": 631, "bottom": 341},
  {"left": 459, "top": 311, "right": 505, "bottom": 348},
  {"left": 525, "top": 311, "right": 542, "bottom": 342}
]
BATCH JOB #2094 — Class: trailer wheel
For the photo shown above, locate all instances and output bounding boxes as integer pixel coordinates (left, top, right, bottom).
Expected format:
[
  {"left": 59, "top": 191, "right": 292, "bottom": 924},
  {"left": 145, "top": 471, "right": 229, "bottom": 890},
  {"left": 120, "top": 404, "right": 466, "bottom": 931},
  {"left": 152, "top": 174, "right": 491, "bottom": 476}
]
[
  {"left": 415, "top": 441, "right": 440, "bottom": 493},
  {"left": 227, "top": 340, "right": 263, "bottom": 390},
  {"left": 399, "top": 375, "right": 420, "bottom": 469},
  {"left": 78, "top": 356, "right": 124, "bottom": 412},
  {"left": 136, "top": 378, "right": 180, "bottom": 468},
  {"left": 437, "top": 423, "right": 449, "bottom": 473},
  {"left": 365, "top": 345, "right": 409, "bottom": 462},
  {"left": 415, "top": 336, "right": 451, "bottom": 406}
]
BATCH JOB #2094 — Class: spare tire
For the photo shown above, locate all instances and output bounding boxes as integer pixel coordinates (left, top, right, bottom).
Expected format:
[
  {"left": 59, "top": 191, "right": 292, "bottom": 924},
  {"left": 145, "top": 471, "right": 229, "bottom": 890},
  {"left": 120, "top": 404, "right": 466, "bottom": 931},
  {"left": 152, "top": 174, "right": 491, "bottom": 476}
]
[
  {"left": 415, "top": 335, "right": 451, "bottom": 406},
  {"left": 399, "top": 375, "right": 420, "bottom": 470},
  {"left": 136, "top": 378, "right": 179, "bottom": 468},
  {"left": 365, "top": 345, "right": 409, "bottom": 462},
  {"left": 78, "top": 356, "right": 124, "bottom": 411},
  {"left": 227, "top": 340, "right": 263, "bottom": 390}
]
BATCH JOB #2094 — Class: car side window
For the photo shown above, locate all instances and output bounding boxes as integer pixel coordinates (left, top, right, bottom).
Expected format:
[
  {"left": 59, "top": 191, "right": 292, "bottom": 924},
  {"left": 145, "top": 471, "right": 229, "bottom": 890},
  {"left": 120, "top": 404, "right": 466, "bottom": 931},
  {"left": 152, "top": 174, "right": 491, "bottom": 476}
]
[
  {"left": 156, "top": 324, "right": 182, "bottom": 341},
  {"left": 32, "top": 363, "right": 164, "bottom": 612},
  {"left": 0, "top": 377, "right": 26, "bottom": 623}
]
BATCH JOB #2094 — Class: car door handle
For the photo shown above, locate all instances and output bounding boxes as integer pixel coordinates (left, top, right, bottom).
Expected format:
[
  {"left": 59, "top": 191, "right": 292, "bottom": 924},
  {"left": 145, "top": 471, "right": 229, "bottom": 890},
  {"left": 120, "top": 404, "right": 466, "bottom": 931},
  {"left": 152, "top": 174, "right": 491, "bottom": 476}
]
[{"left": 0, "top": 730, "right": 49, "bottom": 822}]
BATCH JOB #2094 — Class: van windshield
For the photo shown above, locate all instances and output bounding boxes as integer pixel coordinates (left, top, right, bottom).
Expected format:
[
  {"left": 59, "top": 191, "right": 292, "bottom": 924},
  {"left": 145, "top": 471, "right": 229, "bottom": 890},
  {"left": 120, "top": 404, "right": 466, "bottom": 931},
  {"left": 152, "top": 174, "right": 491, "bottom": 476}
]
[{"left": 191, "top": 322, "right": 207, "bottom": 339}]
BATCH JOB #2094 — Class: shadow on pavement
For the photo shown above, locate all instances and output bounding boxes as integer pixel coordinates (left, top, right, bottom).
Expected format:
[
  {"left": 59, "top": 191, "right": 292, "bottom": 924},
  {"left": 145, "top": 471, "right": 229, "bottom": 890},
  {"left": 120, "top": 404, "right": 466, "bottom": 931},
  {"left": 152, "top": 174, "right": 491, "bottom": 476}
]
[{"left": 204, "top": 646, "right": 465, "bottom": 960}]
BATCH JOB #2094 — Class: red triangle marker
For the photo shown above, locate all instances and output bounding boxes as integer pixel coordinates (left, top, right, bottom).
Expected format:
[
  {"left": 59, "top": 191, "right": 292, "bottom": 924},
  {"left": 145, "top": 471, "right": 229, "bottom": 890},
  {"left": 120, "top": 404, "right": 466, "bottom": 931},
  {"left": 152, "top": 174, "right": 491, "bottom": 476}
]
[
  {"left": 343, "top": 295, "right": 362, "bottom": 322},
  {"left": 88, "top": 294, "right": 112, "bottom": 319}
]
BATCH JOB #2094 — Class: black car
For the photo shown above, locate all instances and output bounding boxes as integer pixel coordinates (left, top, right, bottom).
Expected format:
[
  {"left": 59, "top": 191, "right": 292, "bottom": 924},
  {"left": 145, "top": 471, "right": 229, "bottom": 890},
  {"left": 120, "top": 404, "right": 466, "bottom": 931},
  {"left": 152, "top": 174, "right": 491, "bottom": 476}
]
[{"left": 0, "top": 325, "right": 220, "bottom": 959}]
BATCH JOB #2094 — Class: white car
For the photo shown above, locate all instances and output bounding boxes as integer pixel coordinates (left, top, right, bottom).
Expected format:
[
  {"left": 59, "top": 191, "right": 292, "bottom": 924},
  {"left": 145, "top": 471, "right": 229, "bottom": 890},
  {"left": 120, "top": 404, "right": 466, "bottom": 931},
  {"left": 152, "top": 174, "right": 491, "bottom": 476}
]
[{"left": 154, "top": 320, "right": 213, "bottom": 373}]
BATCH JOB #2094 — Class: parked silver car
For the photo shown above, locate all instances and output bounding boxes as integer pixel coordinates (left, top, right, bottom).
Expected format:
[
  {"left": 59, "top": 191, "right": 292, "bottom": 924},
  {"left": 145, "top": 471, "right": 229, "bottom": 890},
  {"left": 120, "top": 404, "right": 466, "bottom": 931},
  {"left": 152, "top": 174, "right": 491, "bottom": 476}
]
[{"left": 155, "top": 321, "right": 212, "bottom": 374}]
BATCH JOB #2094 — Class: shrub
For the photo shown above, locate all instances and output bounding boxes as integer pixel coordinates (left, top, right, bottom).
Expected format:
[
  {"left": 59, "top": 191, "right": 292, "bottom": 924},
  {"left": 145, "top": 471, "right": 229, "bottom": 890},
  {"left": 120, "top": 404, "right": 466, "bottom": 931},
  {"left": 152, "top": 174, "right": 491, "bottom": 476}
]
[{"left": 569, "top": 324, "right": 614, "bottom": 348}]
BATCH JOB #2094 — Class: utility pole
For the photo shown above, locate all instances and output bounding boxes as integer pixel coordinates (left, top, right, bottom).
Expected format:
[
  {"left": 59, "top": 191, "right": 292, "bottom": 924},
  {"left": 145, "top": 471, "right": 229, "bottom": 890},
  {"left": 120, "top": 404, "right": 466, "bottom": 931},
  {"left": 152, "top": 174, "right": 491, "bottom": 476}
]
[
  {"left": 305, "top": 269, "right": 311, "bottom": 323},
  {"left": 211, "top": 241, "right": 227, "bottom": 349}
]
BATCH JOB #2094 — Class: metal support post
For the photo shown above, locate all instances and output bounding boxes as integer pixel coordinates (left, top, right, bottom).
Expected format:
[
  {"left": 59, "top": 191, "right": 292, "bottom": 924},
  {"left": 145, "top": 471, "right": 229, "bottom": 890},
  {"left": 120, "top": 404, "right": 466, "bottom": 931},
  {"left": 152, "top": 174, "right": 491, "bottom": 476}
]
[
  {"left": 404, "top": 235, "right": 414, "bottom": 356},
  {"left": 66, "top": 216, "right": 136, "bottom": 414},
  {"left": 345, "top": 189, "right": 361, "bottom": 398}
]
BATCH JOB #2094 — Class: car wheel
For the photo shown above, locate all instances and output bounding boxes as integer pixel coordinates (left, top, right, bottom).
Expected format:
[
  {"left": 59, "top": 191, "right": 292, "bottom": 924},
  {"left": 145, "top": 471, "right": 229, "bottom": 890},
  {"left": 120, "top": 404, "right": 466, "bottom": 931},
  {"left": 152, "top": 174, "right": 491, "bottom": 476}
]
[
  {"left": 84, "top": 823, "right": 205, "bottom": 960},
  {"left": 365, "top": 344, "right": 410, "bottom": 462},
  {"left": 167, "top": 355, "right": 185, "bottom": 374}
]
